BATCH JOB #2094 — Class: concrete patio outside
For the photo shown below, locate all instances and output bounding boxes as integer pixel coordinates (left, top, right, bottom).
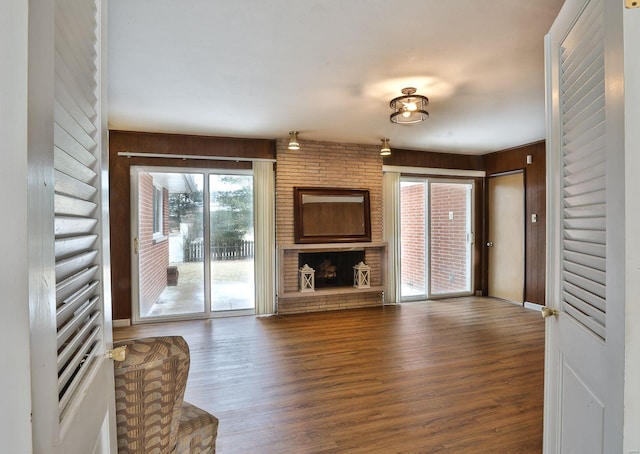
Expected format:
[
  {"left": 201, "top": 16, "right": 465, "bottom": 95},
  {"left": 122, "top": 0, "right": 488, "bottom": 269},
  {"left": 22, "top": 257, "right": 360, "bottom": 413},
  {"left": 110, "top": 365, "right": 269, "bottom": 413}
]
[{"left": 143, "top": 259, "right": 254, "bottom": 317}]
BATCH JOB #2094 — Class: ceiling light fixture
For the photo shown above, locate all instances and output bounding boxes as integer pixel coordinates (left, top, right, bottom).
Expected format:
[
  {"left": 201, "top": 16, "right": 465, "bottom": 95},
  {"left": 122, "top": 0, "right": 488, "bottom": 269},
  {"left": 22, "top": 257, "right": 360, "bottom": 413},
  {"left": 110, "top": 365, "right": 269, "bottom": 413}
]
[
  {"left": 288, "top": 131, "right": 300, "bottom": 150},
  {"left": 380, "top": 138, "right": 391, "bottom": 156},
  {"left": 389, "top": 87, "right": 429, "bottom": 124}
]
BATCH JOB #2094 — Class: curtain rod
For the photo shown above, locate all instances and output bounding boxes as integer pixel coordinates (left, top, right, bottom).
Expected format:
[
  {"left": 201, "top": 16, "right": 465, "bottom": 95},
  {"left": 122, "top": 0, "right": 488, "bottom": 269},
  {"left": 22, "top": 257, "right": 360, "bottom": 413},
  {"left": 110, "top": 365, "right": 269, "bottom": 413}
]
[
  {"left": 382, "top": 165, "right": 485, "bottom": 177},
  {"left": 117, "top": 151, "right": 276, "bottom": 163}
]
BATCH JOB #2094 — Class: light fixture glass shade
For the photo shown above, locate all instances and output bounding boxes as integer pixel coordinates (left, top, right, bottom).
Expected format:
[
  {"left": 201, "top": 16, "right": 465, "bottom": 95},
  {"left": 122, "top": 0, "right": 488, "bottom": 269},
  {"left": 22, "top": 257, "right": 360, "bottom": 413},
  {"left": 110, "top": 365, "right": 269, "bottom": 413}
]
[
  {"left": 288, "top": 131, "right": 300, "bottom": 150},
  {"left": 390, "top": 87, "right": 429, "bottom": 124},
  {"left": 380, "top": 138, "right": 391, "bottom": 156}
]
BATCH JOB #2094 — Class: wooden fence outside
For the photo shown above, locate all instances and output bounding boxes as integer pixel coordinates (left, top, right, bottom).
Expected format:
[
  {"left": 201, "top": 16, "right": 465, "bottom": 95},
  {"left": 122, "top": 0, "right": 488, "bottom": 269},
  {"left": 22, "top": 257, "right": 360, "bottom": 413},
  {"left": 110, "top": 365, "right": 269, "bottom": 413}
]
[{"left": 184, "top": 239, "right": 254, "bottom": 262}]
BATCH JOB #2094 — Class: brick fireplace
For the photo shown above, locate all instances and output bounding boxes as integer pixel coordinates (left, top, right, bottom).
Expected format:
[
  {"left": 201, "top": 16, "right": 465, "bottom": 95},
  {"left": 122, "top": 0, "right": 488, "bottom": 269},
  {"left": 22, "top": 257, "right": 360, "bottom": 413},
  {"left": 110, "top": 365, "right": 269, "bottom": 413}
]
[{"left": 275, "top": 139, "right": 385, "bottom": 314}]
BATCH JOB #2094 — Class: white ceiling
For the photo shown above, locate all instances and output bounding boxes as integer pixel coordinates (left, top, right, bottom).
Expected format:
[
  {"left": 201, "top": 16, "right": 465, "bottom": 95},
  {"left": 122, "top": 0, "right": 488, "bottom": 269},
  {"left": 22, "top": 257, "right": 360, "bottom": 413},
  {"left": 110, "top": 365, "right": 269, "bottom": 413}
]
[{"left": 107, "top": 0, "right": 564, "bottom": 155}]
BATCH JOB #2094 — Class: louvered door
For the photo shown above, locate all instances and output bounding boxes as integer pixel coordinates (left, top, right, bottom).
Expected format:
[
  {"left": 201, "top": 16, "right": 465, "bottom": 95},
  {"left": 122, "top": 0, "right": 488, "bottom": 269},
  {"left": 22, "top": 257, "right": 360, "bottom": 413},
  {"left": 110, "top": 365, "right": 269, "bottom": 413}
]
[
  {"left": 544, "top": 0, "right": 625, "bottom": 451},
  {"left": 31, "top": 0, "right": 115, "bottom": 451},
  {"left": 54, "top": 0, "right": 105, "bottom": 419}
]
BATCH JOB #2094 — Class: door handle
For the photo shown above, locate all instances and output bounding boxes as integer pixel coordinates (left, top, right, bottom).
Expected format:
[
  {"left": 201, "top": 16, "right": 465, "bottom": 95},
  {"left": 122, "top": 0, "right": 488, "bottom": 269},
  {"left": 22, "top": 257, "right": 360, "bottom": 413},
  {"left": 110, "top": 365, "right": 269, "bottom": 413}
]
[
  {"left": 541, "top": 306, "right": 559, "bottom": 318},
  {"left": 107, "top": 345, "right": 127, "bottom": 362},
  {"left": 486, "top": 241, "right": 494, "bottom": 247}
]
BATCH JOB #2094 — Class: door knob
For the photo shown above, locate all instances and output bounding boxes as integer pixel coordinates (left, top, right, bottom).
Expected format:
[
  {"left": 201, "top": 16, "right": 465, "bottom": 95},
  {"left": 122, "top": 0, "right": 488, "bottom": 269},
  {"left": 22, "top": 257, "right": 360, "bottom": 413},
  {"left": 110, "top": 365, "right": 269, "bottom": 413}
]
[
  {"left": 541, "top": 306, "right": 559, "bottom": 319},
  {"left": 486, "top": 241, "right": 494, "bottom": 247},
  {"left": 107, "top": 345, "right": 127, "bottom": 362}
]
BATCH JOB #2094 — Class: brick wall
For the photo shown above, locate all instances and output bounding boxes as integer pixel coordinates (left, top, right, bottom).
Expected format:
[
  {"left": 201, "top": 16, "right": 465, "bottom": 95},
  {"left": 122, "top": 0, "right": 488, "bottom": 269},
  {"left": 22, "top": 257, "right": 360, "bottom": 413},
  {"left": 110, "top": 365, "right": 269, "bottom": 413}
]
[
  {"left": 138, "top": 172, "right": 169, "bottom": 316},
  {"left": 429, "top": 183, "right": 469, "bottom": 294},
  {"left": 400, "top": 181, "right": 469, "bottom": 295},
  {"left": 275, "top": 139, "right": 384, "bottom": 314},
  {"left": 400, "top": 182, "right": 426, "bottom": 292}
]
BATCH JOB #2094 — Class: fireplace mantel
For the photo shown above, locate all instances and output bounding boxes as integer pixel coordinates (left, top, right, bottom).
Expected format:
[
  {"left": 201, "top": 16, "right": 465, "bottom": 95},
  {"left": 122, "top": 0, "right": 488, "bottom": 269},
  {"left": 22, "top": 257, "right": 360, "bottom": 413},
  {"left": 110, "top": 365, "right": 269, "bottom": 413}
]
[
  {"left": 277, "top": 242, "right": 387, "bottom": 302},
  {"left": 279, "top": 241, "right": 387, "bottom": 252}
]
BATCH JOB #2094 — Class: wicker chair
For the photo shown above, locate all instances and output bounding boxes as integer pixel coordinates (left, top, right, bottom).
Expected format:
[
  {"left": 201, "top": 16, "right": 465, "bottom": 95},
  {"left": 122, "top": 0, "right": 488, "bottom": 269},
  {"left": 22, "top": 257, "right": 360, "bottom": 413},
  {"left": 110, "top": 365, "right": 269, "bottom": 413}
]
[{"left": 113, "top": 336, "right": 219, "bottom": 453}]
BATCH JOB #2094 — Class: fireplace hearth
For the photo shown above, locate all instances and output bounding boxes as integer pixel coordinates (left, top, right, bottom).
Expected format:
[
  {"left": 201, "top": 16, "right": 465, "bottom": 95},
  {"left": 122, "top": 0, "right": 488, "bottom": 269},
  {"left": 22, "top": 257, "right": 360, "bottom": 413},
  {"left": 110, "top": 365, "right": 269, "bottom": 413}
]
[{"left": 298, "top": 251, "right": 365, "bottom": 289}]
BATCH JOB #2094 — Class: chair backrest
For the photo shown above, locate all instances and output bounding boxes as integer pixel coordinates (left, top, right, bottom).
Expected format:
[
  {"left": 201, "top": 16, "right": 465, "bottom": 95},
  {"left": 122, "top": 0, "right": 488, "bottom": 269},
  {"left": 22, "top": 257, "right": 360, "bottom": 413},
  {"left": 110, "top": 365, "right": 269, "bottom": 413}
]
[{"left": 113, "top": 336, "right": 191, "bottom": 454}]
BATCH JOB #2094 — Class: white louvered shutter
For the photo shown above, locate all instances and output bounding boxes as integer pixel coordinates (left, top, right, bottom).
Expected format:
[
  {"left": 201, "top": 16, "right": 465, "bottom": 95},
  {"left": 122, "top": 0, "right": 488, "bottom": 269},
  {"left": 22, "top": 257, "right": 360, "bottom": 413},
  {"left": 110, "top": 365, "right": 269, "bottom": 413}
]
[
  {"left": 54, "top": 0, "right": 104, "bottom": 417},
  {"left": 560, "top": 0, "right": 606, "bottom": 340}
]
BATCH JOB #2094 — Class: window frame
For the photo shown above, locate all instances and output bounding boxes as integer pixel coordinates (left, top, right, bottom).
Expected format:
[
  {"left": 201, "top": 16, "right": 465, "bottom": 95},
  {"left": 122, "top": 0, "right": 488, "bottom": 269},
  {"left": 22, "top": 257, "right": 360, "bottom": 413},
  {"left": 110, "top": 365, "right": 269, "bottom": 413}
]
[{"left": 152, "top": 183, "right": 166, "bottom": 242}]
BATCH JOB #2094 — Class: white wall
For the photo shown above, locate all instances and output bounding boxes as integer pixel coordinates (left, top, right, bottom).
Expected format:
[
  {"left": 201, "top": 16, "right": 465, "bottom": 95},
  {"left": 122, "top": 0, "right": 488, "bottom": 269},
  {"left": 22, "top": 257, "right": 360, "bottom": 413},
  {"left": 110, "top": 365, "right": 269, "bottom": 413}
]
[{"left": 0, "top": 0, "right": 34, "bottom": 452}]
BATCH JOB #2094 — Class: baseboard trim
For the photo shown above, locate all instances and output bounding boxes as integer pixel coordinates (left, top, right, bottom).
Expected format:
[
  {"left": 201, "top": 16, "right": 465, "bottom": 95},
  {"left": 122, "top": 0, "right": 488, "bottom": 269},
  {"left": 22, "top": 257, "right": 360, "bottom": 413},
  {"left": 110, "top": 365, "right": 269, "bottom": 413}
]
[
  {"left": 524, "top": 301, "right": 543, "bottom": 312},
  {"left": 113, "top": 319, "right": 131, "bottom": 328}
]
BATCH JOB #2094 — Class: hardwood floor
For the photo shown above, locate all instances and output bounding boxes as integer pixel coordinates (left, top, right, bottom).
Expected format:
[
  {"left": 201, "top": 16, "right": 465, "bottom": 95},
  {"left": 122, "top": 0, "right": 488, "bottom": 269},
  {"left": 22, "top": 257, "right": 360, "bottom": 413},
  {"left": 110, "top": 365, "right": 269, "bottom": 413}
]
[{"left": 114, "top": 297, "right": 545, "bottom": 453}]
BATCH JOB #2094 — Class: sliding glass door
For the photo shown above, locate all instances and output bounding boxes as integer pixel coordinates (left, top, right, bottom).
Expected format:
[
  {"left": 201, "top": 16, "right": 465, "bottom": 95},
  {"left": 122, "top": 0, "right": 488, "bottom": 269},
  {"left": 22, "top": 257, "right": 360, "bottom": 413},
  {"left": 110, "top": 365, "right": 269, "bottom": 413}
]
[
  {"left": 209, "top": 174, "right": 254, "bottom": 311},
  {"left": 428, "top": 180, "right": 473, "bottom": 297},
  {"left": 400, "top": 177, "right": 474, "bottom": 300},
  {"left": 132, "top": 167, "right": 255, "bottom": 322}
]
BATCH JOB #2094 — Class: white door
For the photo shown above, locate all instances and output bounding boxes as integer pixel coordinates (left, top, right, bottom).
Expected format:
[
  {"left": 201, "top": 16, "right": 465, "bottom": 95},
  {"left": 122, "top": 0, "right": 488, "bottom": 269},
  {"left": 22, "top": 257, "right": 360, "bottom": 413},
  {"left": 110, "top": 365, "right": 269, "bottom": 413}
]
[
  {"left": 29, "top": 0, "right": 117, "bottom": 452},
  {"left": 487, "top": 172, "right": 524, "bottom": 303},
  {"left": 544, "top": 0, "right": 625, "bottom": 451}
]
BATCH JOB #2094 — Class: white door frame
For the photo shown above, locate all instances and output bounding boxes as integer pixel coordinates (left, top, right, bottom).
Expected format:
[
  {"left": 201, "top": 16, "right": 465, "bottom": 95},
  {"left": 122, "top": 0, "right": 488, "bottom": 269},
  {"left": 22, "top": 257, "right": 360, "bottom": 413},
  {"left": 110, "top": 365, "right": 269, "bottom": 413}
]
[
  {"left": 426, "top": 178, "right": 475, "bottom": 299},
  {"left": 2, "top": 0, "right": 35, "bottom": 451},
  {"left": 622, "top": 1, "right": 640, "bottom": 445},
  {"left": 399, "top": 176, "right": 475, "bottom": 301}
]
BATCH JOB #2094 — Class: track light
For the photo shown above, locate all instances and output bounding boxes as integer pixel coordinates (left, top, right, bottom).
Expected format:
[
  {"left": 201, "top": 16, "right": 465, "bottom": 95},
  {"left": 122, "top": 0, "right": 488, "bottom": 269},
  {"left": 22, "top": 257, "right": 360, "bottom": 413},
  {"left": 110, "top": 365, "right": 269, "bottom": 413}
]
[
  {"left": 380, "top": 138, "right": 391, "bottom": 156},
  {"left": 288, "top": 131, "right": 300, "bottom": 150}
]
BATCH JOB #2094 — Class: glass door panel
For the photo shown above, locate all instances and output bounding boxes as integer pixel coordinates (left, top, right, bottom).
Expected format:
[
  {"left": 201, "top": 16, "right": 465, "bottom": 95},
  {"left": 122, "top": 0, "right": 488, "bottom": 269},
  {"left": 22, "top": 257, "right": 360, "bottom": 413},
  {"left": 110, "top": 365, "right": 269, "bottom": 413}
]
[
  {"left": 136, "top": 170, "right": 205, "bottom": 319},
  {"left": 428, "top": 181, "right": 473, "bottom": 297},
  {"left": 400, "top": 179, "right": 427, "bottom": 299},
  {"left": 209, "top": 174, "right": 255, "bottom": 311}
]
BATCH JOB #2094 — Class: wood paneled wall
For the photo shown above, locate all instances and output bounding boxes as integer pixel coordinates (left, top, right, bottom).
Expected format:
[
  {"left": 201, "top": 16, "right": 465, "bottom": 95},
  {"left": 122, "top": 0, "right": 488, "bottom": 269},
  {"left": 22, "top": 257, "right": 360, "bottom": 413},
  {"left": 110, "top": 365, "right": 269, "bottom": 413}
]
[
  {"left": 385, "top": 142, "right": 546, "bottom": 305},
  {"left": 483, "top": 141, "right": 546, "bottom": 305},
  {"left": 384, "top": 148, "right": 485, "bottom": 170},
  {"left": 108, "top": 130, "right": 276, "bottom": 320},
  {"left": 109, "top": 132, "right": 546, "bottom": 321}
]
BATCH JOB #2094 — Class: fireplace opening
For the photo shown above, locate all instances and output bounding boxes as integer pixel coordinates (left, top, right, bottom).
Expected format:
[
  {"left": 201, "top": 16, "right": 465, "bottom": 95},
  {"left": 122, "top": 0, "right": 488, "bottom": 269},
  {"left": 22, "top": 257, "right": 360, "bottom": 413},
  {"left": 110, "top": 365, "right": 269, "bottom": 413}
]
[{"left": 298, "top": 250, "right": 365, "bottom": 289}]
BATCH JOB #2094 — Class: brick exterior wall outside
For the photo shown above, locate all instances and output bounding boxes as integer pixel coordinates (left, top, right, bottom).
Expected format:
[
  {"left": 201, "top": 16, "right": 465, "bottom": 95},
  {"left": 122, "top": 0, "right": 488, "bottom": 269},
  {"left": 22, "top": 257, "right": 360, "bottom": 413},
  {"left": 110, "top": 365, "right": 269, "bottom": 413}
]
[
  {"left": 138, "top": 172, "right": 169, "bottom": 316},
  {"left": 400, "top": 181, "right": 469, "bottom": 295},
  {"left": 429, "top": 183, "right": 469, "bottom": 294},
  {"left": 400, "top": 182, "right": 426, "bottom": 293},
  {"left": 275, "top": 139, "right": 384, "bottom": 314}
]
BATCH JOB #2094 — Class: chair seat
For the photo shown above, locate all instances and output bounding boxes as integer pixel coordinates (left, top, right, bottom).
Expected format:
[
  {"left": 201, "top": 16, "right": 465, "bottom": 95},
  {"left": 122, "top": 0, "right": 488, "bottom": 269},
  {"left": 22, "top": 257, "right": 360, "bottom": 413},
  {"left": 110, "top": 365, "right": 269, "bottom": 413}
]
[{"left": 173, "top": 401, "right": 219, "bottom": 454}]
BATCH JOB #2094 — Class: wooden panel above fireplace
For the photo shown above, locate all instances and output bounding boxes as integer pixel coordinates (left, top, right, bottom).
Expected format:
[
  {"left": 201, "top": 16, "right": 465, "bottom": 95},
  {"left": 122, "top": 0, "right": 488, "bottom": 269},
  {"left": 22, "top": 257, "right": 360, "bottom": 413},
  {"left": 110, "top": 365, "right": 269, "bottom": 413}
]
[{"left": 293, "top": 187, "right": 371, "bottom": 243}]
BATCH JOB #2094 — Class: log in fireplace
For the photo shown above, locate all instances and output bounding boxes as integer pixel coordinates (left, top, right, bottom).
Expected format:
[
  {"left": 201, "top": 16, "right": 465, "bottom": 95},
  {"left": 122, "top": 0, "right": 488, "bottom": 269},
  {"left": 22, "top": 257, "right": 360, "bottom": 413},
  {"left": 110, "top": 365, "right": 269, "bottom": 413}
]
[{"left": 298, "top": 250, "right": 365, "bottom": 289}]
